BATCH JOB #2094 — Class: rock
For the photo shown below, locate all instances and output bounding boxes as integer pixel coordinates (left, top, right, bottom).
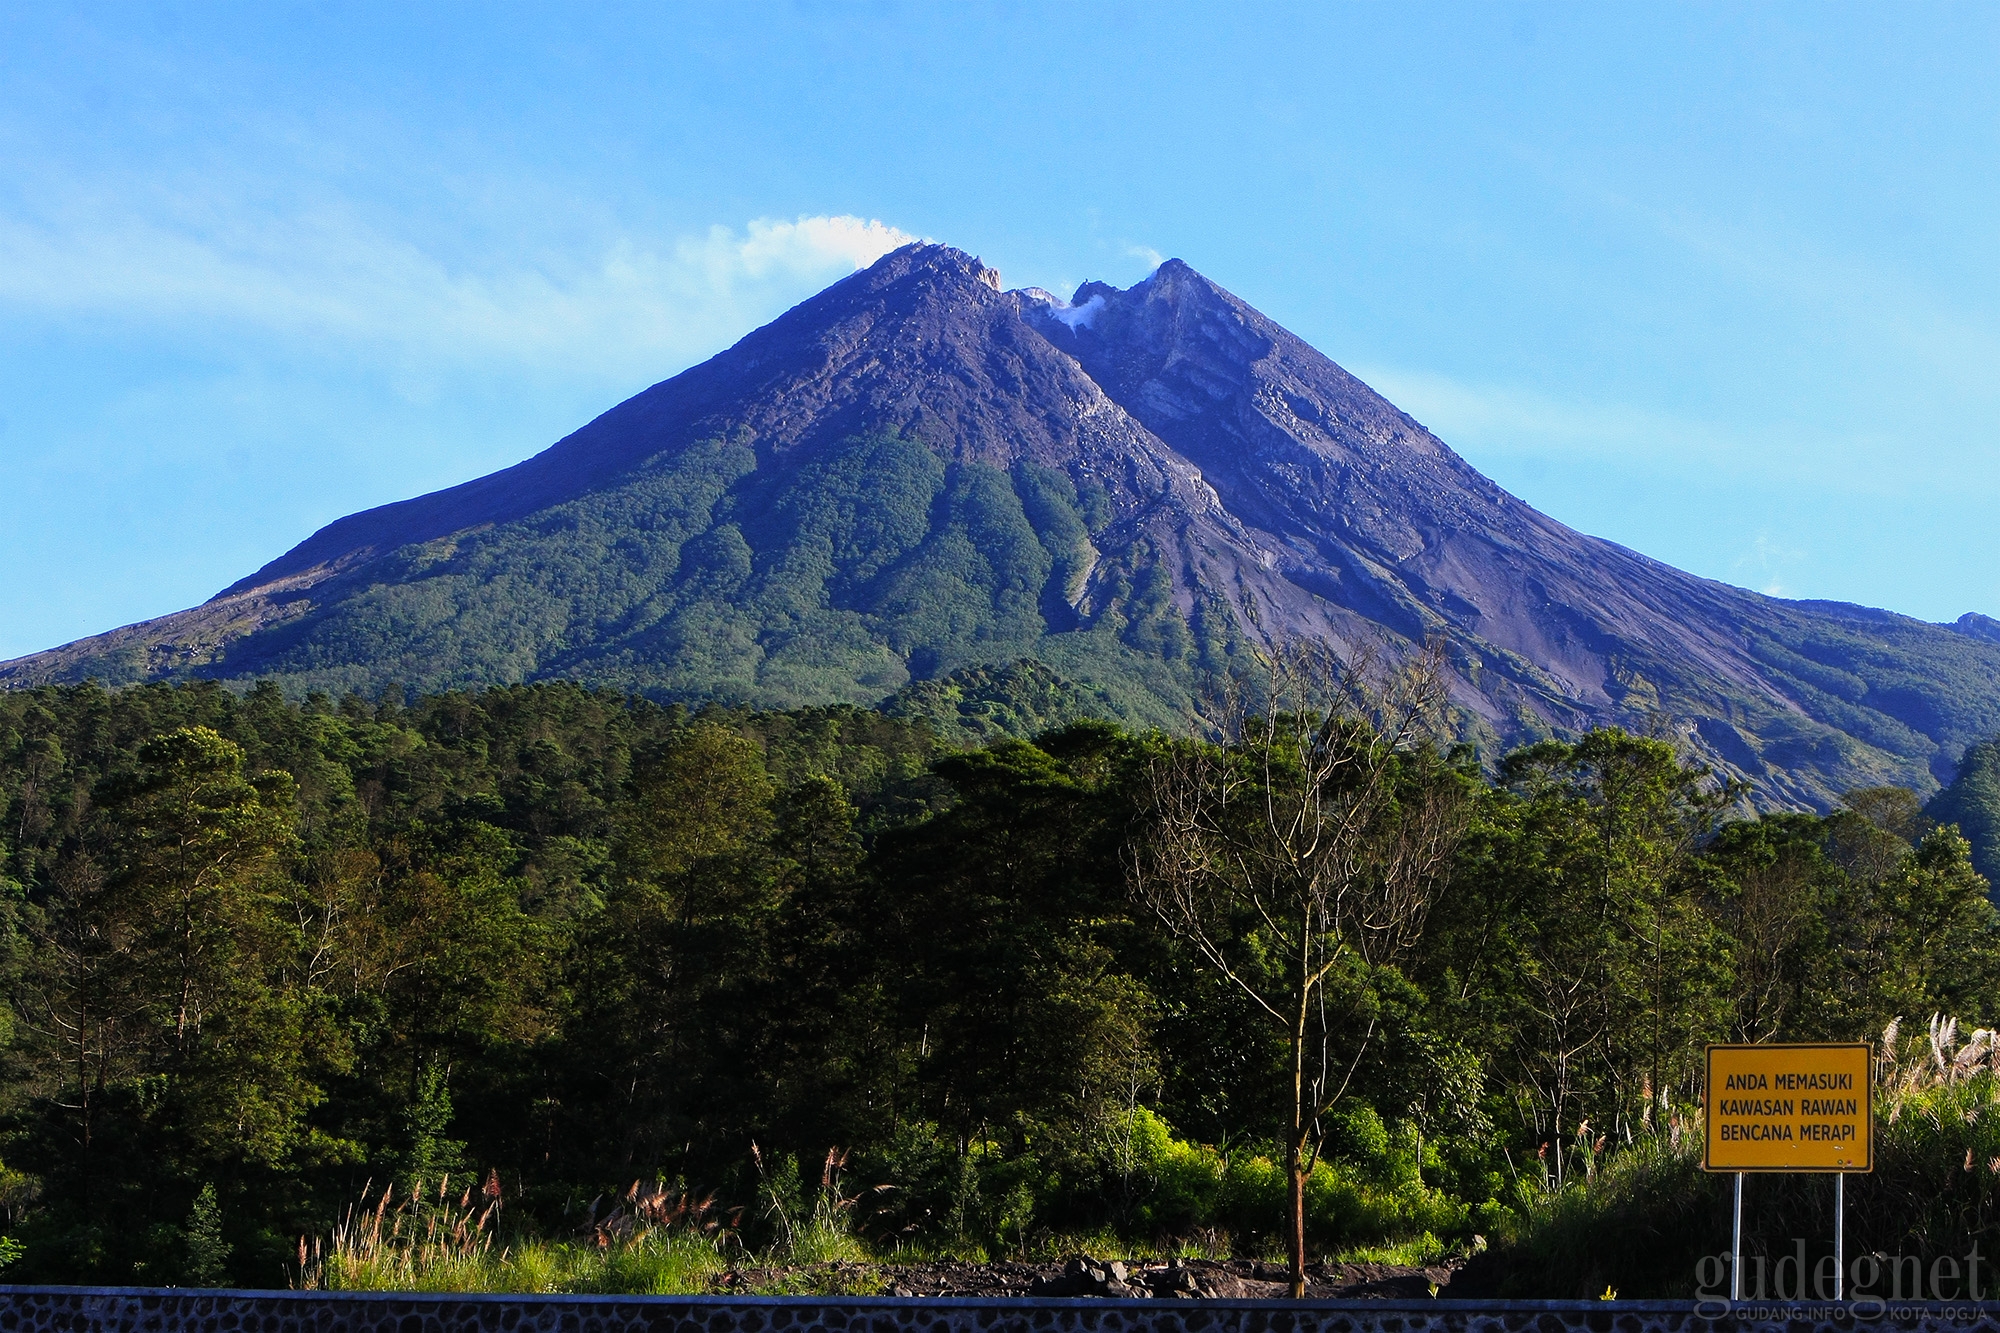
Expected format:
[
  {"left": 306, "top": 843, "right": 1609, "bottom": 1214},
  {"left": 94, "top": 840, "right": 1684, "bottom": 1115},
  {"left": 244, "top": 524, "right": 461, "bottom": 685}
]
[
  {"left": 1031, "top": 1257, "right": 1146, "bottom": 1299},
  {"left": 1196, "top": 1272, "right": 1289, "bottom": 1300}
]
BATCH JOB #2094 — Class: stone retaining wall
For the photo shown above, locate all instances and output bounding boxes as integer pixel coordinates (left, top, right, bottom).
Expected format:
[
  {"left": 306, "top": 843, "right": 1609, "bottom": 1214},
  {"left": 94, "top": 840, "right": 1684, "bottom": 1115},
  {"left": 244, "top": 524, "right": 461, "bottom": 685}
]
[{"left": 1, "top": 1287, "right": 1996, "bottom": 1333}]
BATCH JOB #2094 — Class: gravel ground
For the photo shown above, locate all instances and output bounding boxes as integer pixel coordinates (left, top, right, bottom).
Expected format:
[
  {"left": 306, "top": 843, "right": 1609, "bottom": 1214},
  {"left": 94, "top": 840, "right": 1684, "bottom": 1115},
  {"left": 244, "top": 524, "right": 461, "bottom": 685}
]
[{"left": 712, "top": 1256, "right": 1462, "bottom": 1300}]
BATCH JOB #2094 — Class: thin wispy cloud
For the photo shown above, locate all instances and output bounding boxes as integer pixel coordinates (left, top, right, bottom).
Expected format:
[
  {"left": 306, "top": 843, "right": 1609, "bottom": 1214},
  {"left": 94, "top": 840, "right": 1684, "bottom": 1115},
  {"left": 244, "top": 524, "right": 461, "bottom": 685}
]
[
  {"left": 1490, "top": 134, "right": 2000, "bottom": 417},
  {"left": 1644, "top": 208, "right": 2000, "bottom": 408},
  {"left": 1353, "top": 365, "right": 1938, "bottom": 496},
  {"left": 1355, "top": 367, "right": 1712, "bottom": 461},
  {"left": 0, "top": 201, "right": 917, "bottom": 380}
]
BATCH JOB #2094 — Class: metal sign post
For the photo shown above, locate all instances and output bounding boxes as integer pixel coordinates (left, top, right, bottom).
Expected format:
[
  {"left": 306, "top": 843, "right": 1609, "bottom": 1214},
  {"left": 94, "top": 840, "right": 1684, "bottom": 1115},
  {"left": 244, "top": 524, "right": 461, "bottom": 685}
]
[
  {"left": 1704, "top": 1043, "right": 1872, "bottom": 1303},
  {"left": 1835, "top": 1173, "right": 1844, "bottom": 1300},
  {"left": 1731, "top": 1171, "right": 1743, "bottom": 1301}
]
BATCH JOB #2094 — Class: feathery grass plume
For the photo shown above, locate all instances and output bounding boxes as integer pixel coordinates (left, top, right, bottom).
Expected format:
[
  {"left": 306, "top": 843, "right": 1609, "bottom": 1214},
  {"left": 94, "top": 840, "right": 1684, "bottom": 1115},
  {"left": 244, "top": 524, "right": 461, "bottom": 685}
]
[
  {"left": 752, "top": 1143, "right": 880, "bottom": 1264},
  {"left": 296, "top": 1173, "right": 501, "bottom": 1291},
  {"left": 297, "top": 1168, "right": 751, "bottom": 1294}
]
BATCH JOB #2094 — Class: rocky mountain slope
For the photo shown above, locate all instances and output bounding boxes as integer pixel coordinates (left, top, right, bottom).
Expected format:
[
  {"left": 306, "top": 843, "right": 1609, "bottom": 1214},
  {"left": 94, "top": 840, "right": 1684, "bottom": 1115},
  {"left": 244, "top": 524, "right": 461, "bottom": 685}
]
[{"left": 7, "top": 242, "right": 1999, "bottom": 806}]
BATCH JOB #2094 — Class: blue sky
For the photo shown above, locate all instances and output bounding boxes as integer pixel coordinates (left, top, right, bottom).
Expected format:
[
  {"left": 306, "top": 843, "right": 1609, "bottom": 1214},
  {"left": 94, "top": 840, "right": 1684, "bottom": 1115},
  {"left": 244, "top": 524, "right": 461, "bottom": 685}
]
[{"left": 3, "top": 3, "right": 1997, "bottom": 660}]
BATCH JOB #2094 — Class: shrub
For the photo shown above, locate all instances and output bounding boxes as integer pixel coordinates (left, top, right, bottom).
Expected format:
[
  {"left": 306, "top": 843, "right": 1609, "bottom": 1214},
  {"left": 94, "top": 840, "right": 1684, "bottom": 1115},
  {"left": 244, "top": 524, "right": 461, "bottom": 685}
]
[
  {"left": 1118, "top": 1106, "right": 1469, "bottom": 1256},
  {"left": 1486, "top": 1120, "right": 1720, "bottom": 1298}
]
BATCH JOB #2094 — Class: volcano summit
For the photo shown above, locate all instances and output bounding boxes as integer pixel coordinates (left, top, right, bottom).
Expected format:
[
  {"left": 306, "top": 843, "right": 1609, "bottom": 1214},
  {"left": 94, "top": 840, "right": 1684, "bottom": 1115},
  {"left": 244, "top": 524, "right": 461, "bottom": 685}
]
[{"left": 7, "top": 243, "right": 1998, "bottom": 805}]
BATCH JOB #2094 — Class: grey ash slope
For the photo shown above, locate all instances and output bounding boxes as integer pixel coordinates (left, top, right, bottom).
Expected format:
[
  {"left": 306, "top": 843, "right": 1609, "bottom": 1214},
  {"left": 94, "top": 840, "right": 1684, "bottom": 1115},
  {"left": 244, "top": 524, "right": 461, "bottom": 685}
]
[
  {"left": 1028, "top": 263, "right": 2000, "bottom": 802},
  {"left": 6, "top": 242, "right": 1998, "bottom": 805}
]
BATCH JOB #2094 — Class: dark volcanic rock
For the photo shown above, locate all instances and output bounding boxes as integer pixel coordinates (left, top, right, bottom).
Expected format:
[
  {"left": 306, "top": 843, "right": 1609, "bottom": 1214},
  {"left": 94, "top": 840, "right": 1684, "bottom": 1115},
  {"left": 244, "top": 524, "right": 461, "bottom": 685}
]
[
  {"left": 799, "top": 1256, "right": 1454, "bottom": 1300},
  {"left": 6, "top": 242, "right": 1999, "bottom": 805}
]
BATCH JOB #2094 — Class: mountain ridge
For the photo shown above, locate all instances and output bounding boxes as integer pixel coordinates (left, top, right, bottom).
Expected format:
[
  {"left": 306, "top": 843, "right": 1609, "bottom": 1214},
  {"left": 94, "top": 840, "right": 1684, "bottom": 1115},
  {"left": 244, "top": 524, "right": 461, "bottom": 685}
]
[{"left": 7, "top": 242, "right": 2000, "bottom": 807}]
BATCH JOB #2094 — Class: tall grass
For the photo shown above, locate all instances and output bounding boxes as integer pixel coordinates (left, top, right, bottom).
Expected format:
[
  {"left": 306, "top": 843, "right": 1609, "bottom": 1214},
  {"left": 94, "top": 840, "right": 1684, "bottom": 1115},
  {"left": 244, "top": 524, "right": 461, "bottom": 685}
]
[
  {"left": 297, "top": 1172, "right": 504, "bottom": 1292},
  {"left": 297, "top": 1173, "right": 740, "bottom": 1294},
  {"left": 1485, "top": 1114, "right": 1719, "bottom": 1297},
  {"left": 1861, "top": 1015, "right": 2000, "bottom": 1262},
  {"left": 1486, "top": 1015, "right": 2000, "bottom": 1298},
  {"left": 298, "top": 1154, "right": 889, "bottom": 1295},
  {"left": 752, "top": 1145, "right": 876, "bottom": 1266}
]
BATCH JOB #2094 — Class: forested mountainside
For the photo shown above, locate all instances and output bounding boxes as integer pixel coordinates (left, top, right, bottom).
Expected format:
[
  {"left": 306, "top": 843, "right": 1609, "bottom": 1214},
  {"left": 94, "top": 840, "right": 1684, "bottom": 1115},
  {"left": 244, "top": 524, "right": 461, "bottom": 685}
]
[
  {"left": 1930, "top": 734, "right": 2000, "bottom": 885},
  {"left": 7, "top": 243, "right": 2000, "bottom": 807},
  {"left": 1, "top": 679, "right": 1996, "bottom": 1294}
]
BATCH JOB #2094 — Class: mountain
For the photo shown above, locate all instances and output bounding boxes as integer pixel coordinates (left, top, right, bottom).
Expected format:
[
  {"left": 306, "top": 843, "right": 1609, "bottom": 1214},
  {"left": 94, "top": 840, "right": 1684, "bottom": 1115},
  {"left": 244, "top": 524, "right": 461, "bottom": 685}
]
[{"left": 7, "top": 242, "right": 2000, "bottom": 806}]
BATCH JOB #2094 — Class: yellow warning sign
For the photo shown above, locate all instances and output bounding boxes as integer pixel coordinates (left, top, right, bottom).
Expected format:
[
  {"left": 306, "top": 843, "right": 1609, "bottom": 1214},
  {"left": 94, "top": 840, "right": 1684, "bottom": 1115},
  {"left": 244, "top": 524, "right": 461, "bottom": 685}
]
[{"left": 1704, "top": 1043, "right": 1872, "bottom": 1173}]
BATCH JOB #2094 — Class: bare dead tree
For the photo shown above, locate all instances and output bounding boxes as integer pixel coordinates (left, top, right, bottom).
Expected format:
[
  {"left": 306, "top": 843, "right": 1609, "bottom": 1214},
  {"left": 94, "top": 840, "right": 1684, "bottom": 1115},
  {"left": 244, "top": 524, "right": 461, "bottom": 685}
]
[
  {"left": 1514, "top": 925, "right": 1615, "bottom": 1191},
  {"left": 1127, "top": 638, "right": 1468, "bottom": 1296}
]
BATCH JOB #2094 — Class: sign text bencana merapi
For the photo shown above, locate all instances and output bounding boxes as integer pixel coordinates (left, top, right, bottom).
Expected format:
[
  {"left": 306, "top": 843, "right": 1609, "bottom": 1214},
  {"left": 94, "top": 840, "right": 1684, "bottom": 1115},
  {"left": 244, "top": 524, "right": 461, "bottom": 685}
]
[{"left": 1693, "top": 1243, "right": 2000, "bottom": 1316}]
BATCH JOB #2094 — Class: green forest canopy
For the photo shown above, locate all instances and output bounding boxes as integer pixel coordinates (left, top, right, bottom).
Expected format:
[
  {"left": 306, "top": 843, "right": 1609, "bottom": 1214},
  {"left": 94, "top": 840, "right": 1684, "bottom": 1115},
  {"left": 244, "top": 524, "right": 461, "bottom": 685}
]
[{"left": 0, "top": 678, "right": 1998, "bottom": 1294}]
